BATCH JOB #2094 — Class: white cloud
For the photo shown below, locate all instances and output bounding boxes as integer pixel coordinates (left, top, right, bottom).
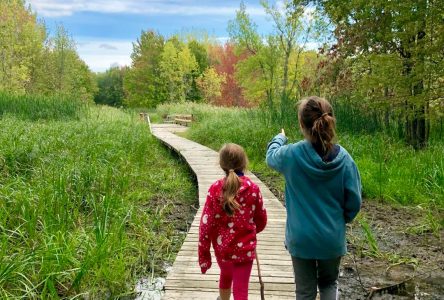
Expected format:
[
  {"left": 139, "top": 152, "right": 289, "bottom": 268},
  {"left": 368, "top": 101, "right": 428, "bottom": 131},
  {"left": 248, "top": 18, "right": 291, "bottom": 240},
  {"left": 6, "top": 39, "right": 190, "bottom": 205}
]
[
  {"left": 27, "top": 0, "right": 266, "bottom": 17},
  {"left": 99, "top": 43, "right": 118, "bottom": 50},
  {"left": 215, "top": 36, "right": 229, "bottom": 44},
  {"left": 304, "top": 41, "right": 321, "bottom": 51},
  {"left": 76, "top": 38, "right": 133, "bottom": 72}
]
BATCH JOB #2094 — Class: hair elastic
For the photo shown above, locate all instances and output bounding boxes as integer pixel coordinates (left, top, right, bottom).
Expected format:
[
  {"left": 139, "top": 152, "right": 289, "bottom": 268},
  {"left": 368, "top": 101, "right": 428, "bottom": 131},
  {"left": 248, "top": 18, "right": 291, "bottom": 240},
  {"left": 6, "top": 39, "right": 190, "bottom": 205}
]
[
  {"left": 229, "top": 169, "right": 234, "bottom": 173},
  {"left": 321, "top": 112, "right": 329, "bottom": 117}
]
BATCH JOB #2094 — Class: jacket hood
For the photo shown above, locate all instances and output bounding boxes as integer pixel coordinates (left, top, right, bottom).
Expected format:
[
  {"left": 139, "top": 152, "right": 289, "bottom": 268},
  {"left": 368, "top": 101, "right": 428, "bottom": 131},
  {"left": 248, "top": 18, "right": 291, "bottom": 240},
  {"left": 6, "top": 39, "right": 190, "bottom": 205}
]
[
  {"left": 295, "top": 140, "right": 348, "bottom": 179},
  {"left": 238, "top": 176, "right": 253, "bottom": 194}
]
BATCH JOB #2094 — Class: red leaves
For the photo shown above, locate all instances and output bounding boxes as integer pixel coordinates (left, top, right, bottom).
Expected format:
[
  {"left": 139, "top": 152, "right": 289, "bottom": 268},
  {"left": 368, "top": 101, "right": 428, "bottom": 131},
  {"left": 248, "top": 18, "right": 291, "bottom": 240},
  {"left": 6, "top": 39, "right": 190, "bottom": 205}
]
[{"left": 208, "top": 43, "right": 250, "bottom": 107}]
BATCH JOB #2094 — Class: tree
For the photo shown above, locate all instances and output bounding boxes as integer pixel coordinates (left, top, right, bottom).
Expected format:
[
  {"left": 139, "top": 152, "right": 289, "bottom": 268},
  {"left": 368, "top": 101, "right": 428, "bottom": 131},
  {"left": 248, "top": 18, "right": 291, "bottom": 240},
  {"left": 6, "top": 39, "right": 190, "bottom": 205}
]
[
  {"left": 317, "top": 0, "right": 444, "bottom": 148},
  {"left": 94, "top": 66, "right": 127, "bottom": 107},
  {"left": 228, "top": 1, "right": 317, "bottom": 116},
  {"left": 234, "top": 36, "right": 282, "bottom": 106},
  {"left": 188, "top": 40, "right": 210, "bottom": 101},
  {"left": 228, "top": 2, "right": 277, "bottom": 107},
  {"left": 124, "top": 30, "right": 166, "bottom": 108},
  {"left": 159, "top": 40, "right": 198, "bottom": 102},
  {"left": 41, "top": 25, "right": 96, "bottom": 102},
  {"left": 0, "top": 1, "right": 96, "bottom": 101},
  {"left": 208, "top": 43, "right": 249, "bottom": 107},
  {"left": 188, "top": 40, "right": 209, "bottom": 74},
  {"left": 0, "top": 0, "right": 46, "bottom": 94},
  {"left": 196, "top": 67, "right": 225, "bottom": 103}
]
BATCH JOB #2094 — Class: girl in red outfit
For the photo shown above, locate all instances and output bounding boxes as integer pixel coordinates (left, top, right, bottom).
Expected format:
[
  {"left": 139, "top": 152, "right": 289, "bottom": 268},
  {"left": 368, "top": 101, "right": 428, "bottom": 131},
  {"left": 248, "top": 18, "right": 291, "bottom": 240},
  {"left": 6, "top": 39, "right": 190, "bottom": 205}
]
[{"left": 198, "top": 143, "right": 267, "bottom": 300}]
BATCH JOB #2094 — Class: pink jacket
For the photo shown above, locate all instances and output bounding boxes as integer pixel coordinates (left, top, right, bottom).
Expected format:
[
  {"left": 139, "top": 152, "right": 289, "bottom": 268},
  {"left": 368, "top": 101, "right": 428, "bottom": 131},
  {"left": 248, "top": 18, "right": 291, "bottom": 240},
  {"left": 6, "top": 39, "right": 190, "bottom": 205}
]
[{"left": 198, "top": 176, "right": 267, "bottom": 274}]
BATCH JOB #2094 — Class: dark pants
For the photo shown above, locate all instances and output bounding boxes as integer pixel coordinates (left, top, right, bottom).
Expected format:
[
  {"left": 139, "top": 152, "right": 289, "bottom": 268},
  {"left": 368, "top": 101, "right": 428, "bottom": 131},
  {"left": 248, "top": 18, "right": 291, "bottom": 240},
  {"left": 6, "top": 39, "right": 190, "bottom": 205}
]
[{"left": 291, "top": 256, "right": 341, "bottom": 300}]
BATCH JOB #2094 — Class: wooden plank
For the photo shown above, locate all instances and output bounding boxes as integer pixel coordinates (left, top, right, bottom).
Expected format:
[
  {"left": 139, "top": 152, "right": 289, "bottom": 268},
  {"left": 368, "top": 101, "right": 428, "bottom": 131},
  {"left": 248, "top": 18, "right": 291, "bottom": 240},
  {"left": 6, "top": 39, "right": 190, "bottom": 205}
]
[
  {"left": 163, "top": 290, "right": 295, "bottom": 300},
  {"left": 165, "top": 279, "right": 295, "bottom": 292}
]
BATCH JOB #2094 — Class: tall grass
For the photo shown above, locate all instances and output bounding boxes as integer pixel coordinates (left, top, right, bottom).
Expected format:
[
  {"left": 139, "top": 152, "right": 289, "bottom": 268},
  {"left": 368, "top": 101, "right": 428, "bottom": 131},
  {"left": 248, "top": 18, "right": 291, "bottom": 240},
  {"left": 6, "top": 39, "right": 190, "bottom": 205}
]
[
  {"left": 157, "top": 103, "right": 444, "bottom": 207},
  {"left": 0, "top": 92, "right": 85, "bottom": 121},
  {"left": 0, "top": 104, "right": 196, "bottom": 298}
]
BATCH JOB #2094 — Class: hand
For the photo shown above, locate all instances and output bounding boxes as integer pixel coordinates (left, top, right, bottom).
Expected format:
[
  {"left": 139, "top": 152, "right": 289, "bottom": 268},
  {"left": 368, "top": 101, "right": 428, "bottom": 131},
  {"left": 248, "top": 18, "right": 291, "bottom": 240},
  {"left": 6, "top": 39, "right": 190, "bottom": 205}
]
[{"left": 281, "top": 128, "right": 286, "bottom": 137}]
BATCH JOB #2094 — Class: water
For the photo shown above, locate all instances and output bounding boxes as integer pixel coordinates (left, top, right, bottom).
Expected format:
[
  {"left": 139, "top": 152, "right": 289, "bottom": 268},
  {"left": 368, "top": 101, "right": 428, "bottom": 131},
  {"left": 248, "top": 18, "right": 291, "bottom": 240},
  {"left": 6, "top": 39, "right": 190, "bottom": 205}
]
[
  {"left": 134, "top": 277, "right": 165, "bottom": 300},
  {"left": 134, "top": 263, "right": 173, "bottom": 300}
]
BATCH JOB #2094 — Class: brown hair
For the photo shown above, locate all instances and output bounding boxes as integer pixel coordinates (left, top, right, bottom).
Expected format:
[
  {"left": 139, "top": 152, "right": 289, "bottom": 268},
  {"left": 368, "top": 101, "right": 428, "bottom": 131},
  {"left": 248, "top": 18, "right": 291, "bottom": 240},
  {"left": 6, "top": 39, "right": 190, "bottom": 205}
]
[
  {"left": 219, "top": 143, "right": 248, "bottom": 216},
  {"left": 298, "top": 96, "right": 337, "bottom": 157}
]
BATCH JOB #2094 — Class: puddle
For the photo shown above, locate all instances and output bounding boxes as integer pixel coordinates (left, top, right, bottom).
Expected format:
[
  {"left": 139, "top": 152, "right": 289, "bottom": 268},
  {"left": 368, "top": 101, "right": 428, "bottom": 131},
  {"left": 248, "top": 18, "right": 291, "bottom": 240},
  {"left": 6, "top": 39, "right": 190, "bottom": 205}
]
[
  {"left": 134, "top": 277, "right": 165, "bottom": 300},
  {"left": 134, "top": 263, "right": 173, "bottom": 300}
]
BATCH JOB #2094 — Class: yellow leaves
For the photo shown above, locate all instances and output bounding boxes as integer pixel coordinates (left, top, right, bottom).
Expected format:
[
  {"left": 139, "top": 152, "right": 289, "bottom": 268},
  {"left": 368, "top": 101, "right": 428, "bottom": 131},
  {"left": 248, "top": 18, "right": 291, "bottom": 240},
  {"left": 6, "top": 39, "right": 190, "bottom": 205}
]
[
  {"left": 159, "top": 41, "right": 199, "bottom": 102},
  {"left": 196, "top": 68, "right": 226, "bottom": 103}
]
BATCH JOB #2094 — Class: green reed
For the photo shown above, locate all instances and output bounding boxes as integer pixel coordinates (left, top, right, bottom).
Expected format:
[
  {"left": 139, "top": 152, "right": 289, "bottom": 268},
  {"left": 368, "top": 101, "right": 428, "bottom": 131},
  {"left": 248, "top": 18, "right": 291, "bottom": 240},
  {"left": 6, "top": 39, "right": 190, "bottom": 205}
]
[{"left": 0, "top": 92, "right": 86, "bottom": 121}]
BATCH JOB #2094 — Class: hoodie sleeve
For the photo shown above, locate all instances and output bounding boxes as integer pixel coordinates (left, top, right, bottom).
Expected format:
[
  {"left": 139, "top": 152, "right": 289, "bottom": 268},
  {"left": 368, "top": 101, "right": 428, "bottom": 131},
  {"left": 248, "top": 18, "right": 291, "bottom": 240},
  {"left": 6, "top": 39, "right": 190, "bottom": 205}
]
[
  {"left": 266, "top": 133, "right": 290, "bottom": 173},
  {"left": 198, "top": 185, "right": 216, "bottom": 274},
  {"left": 344, "top": 161, "right": 362, "bottom": 223},
  {"left": 253, "top": 186, "right": 267, "bottom": 234}
]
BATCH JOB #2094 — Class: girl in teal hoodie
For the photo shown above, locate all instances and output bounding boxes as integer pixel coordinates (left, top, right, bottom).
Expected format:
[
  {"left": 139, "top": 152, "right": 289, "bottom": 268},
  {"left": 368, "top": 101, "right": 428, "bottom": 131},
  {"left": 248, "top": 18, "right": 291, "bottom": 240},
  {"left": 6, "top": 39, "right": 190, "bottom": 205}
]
[{"left": 266, "top": 96, "right": 362, "bottom": 300}]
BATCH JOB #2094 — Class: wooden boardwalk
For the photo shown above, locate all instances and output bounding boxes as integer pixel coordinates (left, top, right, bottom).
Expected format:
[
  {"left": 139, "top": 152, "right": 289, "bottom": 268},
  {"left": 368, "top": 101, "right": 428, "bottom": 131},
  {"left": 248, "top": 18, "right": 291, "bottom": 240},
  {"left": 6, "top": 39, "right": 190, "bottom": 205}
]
[{"left": 151, "top": 124, "right": 295, "bottom": 300}]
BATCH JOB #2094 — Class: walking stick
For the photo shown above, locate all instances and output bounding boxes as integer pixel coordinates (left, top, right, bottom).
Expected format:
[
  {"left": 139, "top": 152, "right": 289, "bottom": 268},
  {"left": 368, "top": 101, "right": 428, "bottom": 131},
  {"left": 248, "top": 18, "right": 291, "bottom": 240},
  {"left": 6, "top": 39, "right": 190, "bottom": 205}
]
[{"left": 255, "top": 249, "right": 265, "bottom": 300}]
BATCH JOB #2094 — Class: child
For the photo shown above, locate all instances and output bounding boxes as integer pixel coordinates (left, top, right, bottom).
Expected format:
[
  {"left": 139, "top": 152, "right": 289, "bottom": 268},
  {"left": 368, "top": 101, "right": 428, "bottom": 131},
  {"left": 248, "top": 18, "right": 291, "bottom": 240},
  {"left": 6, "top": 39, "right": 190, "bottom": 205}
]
[
  {"left": 266, "top": 96, "right": 362, "bottom": 300},
  {"left": 199, "top": 143, "right": 267, "bottom": 300}
]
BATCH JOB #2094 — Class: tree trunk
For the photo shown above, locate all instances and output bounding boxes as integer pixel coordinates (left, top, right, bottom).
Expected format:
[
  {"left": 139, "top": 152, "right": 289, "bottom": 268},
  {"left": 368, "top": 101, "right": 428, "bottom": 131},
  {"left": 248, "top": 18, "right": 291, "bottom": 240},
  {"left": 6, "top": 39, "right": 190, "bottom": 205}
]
[{"left": 406, "top": 80, "right": 427, "bottom": 149}]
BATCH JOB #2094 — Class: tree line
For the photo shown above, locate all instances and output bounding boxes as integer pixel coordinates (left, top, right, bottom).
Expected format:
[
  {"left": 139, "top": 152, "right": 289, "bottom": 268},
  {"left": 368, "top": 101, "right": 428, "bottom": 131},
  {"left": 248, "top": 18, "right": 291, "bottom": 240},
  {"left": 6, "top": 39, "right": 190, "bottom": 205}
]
[
  {"left": 111, "top": 0, "right": 442, "bottom": 148},
  {"left": 0, "top": 0, "right": 96, "bottom": 101},
  {"left": 1, "top": 0, "right": 442, "bottom": 148}
]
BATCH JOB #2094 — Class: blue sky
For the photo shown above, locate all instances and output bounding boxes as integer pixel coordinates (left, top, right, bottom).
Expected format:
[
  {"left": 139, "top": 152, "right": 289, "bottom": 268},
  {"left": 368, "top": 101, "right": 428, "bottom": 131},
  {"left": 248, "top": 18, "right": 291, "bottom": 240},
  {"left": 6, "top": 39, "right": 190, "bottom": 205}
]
[{"left": 27, "top": 0, "right": 278, "bottom": 72}]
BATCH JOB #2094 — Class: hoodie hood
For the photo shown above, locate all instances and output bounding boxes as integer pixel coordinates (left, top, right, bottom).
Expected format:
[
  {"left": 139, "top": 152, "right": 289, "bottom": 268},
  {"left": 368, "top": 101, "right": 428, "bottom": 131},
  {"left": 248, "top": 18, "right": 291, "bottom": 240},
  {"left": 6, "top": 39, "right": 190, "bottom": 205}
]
[
  {"left": 294, "top": 140, "right": 348, "bottom": 179},
  {"left": 237, "top": 176, "right": 253, "bottom": 195}
]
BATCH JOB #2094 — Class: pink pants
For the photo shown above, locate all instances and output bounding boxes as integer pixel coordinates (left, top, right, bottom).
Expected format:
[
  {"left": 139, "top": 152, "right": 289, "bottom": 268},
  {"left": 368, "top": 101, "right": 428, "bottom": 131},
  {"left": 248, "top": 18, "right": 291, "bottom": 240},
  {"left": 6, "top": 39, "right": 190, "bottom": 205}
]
[{"left": 217, "top": 260, "right": 254, "bottom": 300}]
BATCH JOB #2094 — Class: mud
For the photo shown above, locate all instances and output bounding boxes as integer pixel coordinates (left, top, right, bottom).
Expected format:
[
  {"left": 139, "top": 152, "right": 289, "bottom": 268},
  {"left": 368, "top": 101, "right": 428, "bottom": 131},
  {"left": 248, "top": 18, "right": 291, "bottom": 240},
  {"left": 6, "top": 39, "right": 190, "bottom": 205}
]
[{"left": 256, "top": 172, "right": 444, "bottom": 299}]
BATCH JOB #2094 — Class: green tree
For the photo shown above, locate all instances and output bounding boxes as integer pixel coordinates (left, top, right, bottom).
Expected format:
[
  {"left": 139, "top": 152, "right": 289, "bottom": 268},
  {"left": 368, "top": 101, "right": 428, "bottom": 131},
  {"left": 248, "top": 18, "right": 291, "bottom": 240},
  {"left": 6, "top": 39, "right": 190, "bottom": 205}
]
[
  {"left": 188, "top": 40, "right": 209, "bottom": 74},
  {"left": 188, "top": 40, "right": 210, "bottom": 101},
  {"left": 94, "top": 66, "right": 127, "bottom": 107},
  {"left": 124, "top": 30, "right": 166, "bottom": 108},
  {"left": 317, "top": 0, "right": 444, "bottom": 148},
  {"left": 159, "top": 40, "right": 198, "bottom": 102},
  {"left": 0, "top": 0, "right": 46, "bottom": 94},
  {"left": 229, "top": 1, "right": 317, "bottom": 120},
  {"left": 41, "top": 25, "right": 96, "bottom": 101},
  {"left": 228, "top": 2, "right": 281, "bottom": 108}
]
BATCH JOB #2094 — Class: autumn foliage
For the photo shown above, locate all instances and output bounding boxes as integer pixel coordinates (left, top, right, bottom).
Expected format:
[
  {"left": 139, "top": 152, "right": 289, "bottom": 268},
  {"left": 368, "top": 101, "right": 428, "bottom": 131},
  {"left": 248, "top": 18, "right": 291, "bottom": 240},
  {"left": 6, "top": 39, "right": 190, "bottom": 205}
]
[{"left": 208, "top": 43, "right": 250, "bottom": 107}]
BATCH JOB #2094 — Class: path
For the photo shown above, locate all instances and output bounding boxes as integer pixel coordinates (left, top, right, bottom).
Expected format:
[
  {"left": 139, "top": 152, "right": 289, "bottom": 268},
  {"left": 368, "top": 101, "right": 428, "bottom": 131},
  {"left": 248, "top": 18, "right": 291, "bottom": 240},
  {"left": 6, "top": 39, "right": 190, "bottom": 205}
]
[{"left": 151, "top": 124, "right": 295, "bottom": 300}]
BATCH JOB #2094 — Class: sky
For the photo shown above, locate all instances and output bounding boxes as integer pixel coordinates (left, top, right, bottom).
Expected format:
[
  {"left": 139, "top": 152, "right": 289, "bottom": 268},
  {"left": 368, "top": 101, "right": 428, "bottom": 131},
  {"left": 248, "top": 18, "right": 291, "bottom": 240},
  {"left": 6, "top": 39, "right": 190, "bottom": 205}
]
[{"left": 26, "top": 0, "right": 279, "bottom": 72}]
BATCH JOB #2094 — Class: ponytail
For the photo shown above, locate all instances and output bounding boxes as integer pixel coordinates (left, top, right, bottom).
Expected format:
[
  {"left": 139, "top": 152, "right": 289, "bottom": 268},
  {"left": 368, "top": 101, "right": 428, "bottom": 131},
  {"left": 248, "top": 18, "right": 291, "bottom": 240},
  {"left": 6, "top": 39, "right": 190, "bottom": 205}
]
[
  {"left": 298, "top": 96, "right": 337, "bottom": 158},
  {"left": 218, "top": 143, "right": 248, "bottom": 216},
  {"left": 312, "top": 112, "right": 336, "bottom": 154},
  {"left": 222, "top": 169, "right": 241, "bottom": 216}
]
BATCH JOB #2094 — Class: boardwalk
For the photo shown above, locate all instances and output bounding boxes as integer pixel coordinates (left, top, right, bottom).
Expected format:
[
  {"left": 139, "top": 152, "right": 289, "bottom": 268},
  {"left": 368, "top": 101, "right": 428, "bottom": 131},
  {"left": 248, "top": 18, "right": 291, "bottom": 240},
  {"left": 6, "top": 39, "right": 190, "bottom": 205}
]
[{"left": 151, "top": 124, "right": 295, "bottom": 300}]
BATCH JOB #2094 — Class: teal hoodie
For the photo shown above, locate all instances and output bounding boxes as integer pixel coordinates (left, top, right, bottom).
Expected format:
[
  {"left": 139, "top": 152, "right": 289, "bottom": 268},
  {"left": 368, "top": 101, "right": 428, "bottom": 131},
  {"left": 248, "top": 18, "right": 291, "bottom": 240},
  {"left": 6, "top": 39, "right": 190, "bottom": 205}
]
[{"left": 266, "top": 134, "right": 362, "bottom": 259}]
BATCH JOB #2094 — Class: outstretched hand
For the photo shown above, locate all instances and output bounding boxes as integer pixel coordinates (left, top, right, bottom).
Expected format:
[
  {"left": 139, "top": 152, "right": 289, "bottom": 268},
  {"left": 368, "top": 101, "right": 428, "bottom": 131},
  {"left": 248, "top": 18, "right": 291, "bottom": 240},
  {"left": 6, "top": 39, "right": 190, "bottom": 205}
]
[{"left": 281, "top": 128, "right": 286, "bottom": 137}]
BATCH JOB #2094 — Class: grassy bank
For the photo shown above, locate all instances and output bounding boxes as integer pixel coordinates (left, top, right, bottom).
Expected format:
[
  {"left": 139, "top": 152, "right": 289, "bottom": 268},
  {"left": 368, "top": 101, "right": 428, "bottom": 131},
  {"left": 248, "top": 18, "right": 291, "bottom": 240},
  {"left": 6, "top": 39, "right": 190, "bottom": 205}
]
[
  {"left": 0, "top": 96, "right": 196, "bottom": 298},
  {"left": 156, "top": 103, "right": 444, "bottom": 208}
]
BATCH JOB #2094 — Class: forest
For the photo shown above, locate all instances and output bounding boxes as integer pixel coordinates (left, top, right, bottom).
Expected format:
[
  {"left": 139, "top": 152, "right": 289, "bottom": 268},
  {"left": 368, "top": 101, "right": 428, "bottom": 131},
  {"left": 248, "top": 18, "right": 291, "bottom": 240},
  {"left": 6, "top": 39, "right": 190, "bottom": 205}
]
[{"left": 0, "top": 0, "right": 443, "bottom": 298}]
